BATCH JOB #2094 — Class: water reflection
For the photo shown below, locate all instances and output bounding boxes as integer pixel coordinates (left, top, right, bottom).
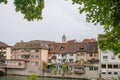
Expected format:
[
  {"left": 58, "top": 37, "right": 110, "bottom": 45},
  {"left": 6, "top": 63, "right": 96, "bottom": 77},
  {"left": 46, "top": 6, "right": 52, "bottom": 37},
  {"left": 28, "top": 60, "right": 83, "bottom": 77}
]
[{"left": 0, "top": 75, "right": 79, "bottom": 80}]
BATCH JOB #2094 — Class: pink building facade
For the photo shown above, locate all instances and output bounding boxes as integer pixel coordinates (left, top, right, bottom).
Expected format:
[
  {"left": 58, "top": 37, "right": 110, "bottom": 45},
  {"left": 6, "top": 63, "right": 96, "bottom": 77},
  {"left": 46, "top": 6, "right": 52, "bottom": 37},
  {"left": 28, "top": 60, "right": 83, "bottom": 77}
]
[{"left": 6, "top": 41, "right": 48, "bottom": 75}]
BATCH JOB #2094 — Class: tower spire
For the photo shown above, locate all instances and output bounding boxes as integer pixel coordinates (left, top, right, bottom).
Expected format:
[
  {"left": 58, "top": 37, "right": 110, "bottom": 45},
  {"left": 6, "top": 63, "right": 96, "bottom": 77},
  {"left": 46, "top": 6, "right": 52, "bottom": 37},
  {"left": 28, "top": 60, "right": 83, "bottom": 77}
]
[{"left": 62, "top": 35, "right": 66, "bottom": 43}]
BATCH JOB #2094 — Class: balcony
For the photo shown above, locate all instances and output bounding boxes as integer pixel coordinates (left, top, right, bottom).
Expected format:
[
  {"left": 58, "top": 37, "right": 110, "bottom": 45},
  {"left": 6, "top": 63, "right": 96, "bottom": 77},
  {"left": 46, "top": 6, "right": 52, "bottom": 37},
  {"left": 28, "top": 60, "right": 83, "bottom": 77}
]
[
  {"left": 74, "top": 66, "right": 85, "bottom": 74},
  {"left": 20, "top": 55, "right": 30, "bottom": 61},
  {"left": 5, "top": 60, "right": 26, "bottom": 69}
]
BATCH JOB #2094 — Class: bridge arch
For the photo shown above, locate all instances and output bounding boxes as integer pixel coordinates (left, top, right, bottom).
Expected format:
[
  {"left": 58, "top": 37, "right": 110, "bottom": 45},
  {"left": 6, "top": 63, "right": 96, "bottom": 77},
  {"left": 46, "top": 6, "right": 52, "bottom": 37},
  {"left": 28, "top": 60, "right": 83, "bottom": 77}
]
[{"left": 0, "top": 68, "right": 6, "bottom": 75}]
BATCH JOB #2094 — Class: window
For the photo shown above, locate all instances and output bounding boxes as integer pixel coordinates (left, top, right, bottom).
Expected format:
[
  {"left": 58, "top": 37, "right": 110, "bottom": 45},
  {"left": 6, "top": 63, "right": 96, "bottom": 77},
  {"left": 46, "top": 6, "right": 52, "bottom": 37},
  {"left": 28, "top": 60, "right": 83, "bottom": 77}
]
[
  {"left": 31, "top": 62, "right": 35, "bottom": 66},
  {"left": 35, "top": 49, "right": 39, "bottom": 52},
  {"left": 60, "top": 46, "right": 64, "bottom": 50},
  {"left": 62, "top": 54, "right": 65, "bottom": 58},
  {"left": 69, "top": 59, "right": 73, "bottom": 62},
  {"left": 89, "top": 53, "right": 93, "bottom": 57},
  {"left": 89, "top": 67, "right": 93, "bottom": 71},
  {"left": 62, "top": 59, "right": 66, "bottom": 62},
  {"left": 36, "top": 62, "right": 39, "bottom": 66},
  {"left": 21, "top": 55, "right": 29, "bottom": 59},
  {"left": 108, "top": 64, "right": 112, "bottom": 68},
  {"left": 49, "top": 48, "right": 53, "bottom": 51},
  {"left": 103, "top": 56, "right": 108, "bottom": 60},
  {"left": 80, "top": 53, "right": 84, "bottom": 56},
  {"left": 94, "top": 67, "right": 98, "bottom": 70},
  {"left": 102, "top": 72, "right": 106, "bottom": 74},
  {"left": 102, "top": 64, "right": 106, "bottom": 68},
  {"left": 111, "top": 55, "right": 115, "bottom": 59},
  {"left": 18, "top": 63, "right": 22, "bottom": 66},
  {"left": 79, "top": 48, "right": 84, "bottom": 50},
  {"left": 113, "top": 65, "right": 118, "bottom": 68},
  {"left": 35, "top": 55, "right": 39, "bottom": 59},
  {"left": 114, "top": 72, "right": 118, "bottom": 75},
  {"left": 108, "top": 72, "right": 111, "bottom": 75},
  {"left": 89, "top": 67, "right": 98, "bottom": 71},
  {"left": 31, "top": 55, "right": 34, "bottom": 58},
  {"left": 58, "top": 59, "right": 61, "bottom": 61},
  {"left": 70, "top": 54, "right": 73, "bottom": 56}
]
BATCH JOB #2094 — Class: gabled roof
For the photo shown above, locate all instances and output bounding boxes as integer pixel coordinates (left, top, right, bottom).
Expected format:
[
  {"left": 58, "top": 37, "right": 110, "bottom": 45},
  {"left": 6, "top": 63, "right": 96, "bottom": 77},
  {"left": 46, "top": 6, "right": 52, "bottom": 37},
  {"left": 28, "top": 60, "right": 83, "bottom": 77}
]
[
  {"left": 12, "top": 39, "right": 98, "bottom": 53},
  {"left": 54, "top": 43, "right": 67, "bottom": 54},
  {"left": 66, "top": 40, "right": 78, "bottom": 53},
  {"left": 76, "top": 42, "right": 86, "bottom": 52},
  {"left": 12, "top": 41, "right": 49, "bottom": 49},
  {"left": 86, "top": 42, "right": 98, "bottom": 53},
  {"left": 0, "top": 41, "right": 9, "bottom": 48}
]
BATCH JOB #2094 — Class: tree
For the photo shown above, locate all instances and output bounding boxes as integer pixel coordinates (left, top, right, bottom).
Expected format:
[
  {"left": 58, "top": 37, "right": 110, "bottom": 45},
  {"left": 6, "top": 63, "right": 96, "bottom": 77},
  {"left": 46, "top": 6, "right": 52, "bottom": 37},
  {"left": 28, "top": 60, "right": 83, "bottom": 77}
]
[
  {"left": 72, "top": 0, "right": 120, "bottom": 54},
  {"left": 61, "top": 63, "right": 68, "bottom": 77},
  {"left": 28, "top": 74, "right": 37, "bottom": 80},
  {"left": 49, "top": 63, "right": 57, "bottom": 75},
  {"left": 42, "top": 61, "right": 47, "bottom": 75},
  {"left": 1, "top": 0, "right": 120, "bottom": 54},
  {"left": 0, "top": 0, "right": 44, "bottom": 21}
]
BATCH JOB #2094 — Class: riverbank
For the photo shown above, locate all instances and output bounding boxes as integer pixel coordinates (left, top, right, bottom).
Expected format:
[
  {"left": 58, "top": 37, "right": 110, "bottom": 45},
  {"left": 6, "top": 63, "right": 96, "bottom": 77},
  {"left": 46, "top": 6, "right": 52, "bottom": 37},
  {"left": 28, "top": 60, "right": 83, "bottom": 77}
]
[
  {"left": 0, "top": 75, "right": 80, "bottom": 80},
  {"left": 3, "top": 74, "right": 89, "bottom": 80}
]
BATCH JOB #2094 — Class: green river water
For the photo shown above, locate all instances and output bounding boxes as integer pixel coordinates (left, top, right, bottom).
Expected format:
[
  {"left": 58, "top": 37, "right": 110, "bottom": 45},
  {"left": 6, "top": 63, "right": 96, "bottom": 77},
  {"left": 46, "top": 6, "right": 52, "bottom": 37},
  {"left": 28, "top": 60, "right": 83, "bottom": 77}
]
[{"left": 0, "top": 75, "right": 79, "bottom": 80}]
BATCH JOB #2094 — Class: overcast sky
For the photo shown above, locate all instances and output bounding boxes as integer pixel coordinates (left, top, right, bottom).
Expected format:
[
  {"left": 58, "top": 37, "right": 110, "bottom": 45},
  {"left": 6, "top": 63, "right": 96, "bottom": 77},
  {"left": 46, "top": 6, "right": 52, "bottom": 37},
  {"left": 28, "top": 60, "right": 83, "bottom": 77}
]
[{"left": 0, "top": 0, "right": 104, "bottom": 45}]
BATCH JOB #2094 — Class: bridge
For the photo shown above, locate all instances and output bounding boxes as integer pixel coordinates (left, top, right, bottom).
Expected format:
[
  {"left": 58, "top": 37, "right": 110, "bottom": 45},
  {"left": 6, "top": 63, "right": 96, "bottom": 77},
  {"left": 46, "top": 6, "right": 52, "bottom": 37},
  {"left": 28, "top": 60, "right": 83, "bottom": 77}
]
[{"left": 0, "top": 64, "right": 6, "bottom": 75}]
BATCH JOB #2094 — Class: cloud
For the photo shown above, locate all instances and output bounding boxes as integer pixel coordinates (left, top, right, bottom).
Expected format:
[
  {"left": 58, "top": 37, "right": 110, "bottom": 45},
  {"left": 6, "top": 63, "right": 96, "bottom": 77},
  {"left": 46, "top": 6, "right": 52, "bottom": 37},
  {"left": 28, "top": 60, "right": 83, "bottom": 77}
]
[{"left": 0, "top": 0, "right": 104, "bottom": 45}]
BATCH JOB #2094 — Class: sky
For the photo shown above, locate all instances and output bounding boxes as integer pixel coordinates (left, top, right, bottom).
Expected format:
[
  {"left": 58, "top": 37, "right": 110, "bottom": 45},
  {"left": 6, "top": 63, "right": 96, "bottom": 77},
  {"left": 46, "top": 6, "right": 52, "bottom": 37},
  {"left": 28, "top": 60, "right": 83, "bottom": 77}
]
[{"left": 0, "top": 0, "right": 104, "bottom": 46}]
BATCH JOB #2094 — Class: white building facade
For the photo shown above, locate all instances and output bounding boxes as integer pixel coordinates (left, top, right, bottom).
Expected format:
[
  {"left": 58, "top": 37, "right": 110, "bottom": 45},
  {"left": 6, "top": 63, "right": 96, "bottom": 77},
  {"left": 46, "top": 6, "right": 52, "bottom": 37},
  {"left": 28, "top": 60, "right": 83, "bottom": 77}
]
[
  {"left": 55, "top": 53, "right": 76, "bottom": 69},
  {"left": 99, "top": 50, "right": 120, "bottom": 79}
]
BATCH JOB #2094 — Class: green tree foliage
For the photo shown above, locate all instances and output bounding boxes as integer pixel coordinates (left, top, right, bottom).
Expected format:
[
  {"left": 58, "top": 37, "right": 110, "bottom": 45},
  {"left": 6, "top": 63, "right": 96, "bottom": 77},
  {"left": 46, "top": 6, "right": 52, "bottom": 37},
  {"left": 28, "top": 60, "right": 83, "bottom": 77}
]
[
  {"left": 14, "top": 0, "right": 44, "bottom": 21},
  {"left": 72, "top": 0, "right": 120, "bottom": 54},
  {"left": 61, "top": 63, "right": 68, "bottom": 76},
  {"left": 0, "top": 0, "right": 7, "bottom": 4},
  {"left": 49, "top": 63, "right": 56, "bottom": 70},
  {"left": 49, "top": 63, "right": 57, "bottom": 75},
  {"left": 28, "top": 74, "right": 37, "bottom": 80},
  {"left": 42, "top": 61, "right": 48, "bottom": 75},
  {"left": 0, "top": 0, "right": 44, "bottom": 21},
  {"left": 112, "top": 76, "right": 120, "bottom": 80}
]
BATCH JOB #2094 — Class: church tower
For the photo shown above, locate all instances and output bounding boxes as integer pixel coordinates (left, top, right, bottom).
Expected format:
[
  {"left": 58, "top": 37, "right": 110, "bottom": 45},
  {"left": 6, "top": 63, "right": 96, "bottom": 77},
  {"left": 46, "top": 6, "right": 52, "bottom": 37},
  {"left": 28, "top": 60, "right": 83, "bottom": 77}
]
[{"left": 62, "top": 35, "right": 66, "bottom": 43}]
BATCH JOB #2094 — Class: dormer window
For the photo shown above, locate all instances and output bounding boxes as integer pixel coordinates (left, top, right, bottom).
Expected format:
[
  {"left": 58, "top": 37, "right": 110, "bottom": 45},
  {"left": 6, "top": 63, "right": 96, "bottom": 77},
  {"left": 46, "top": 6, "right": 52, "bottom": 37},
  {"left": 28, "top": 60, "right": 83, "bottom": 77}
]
[
  {"left": 49, "top": 48, "right": 54, "bottom": 51},
  {"left": 60, "top": 46, "right": 64, "bottom": 50},
  {"left": 79, "top": 48, "right": 84, "bottom": 50},
  {"left": 35, "top": 49, "right": 39, "bottom": 52},
  {"left": 111, "top": 55, "right": 115, "bottom": 59}
]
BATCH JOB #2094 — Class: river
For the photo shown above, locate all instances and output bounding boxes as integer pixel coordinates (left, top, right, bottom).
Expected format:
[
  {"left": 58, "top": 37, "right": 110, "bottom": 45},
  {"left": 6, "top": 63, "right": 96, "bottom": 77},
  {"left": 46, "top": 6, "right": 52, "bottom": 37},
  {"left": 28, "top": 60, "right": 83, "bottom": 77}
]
[{"left": 0, "top": 75, "right": 79, "bottom": 80}]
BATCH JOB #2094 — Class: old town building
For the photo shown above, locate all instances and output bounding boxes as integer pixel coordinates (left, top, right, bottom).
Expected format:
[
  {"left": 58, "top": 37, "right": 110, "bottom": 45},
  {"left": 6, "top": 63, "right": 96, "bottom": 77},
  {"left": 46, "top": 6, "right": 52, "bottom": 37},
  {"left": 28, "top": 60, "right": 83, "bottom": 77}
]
[
  {"left": 6, "top": 40, "right": 49, "bottom": 75},
  {"left": 99, "top": 50, "right": 120, "bottom": 80},
  {"left": 2, "top": 38, "right": 99, "bottom": 79},
  {"left": 0, "top": 41, "right": 11, "bottom": 63}
]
